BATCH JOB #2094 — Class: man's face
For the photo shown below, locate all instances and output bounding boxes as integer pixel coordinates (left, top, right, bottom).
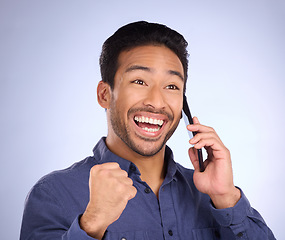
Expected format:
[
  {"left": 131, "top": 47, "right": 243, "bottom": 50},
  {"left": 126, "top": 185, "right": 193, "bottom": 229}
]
[{"left": 108, "top": 45, "right": 184, "bottom": 157}]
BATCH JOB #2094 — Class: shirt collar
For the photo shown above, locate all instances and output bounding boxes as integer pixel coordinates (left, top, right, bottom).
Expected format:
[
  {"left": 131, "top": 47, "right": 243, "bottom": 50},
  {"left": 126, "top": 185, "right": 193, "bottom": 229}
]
[
  {"left": 93, "top": 137, "right": 141, "bottom": 176},
  {"left": 164, "top": 145, "right": 178, "bottom": 182},
  {"left": 93, "top": 137, "right": 178, "bottom": 181}
]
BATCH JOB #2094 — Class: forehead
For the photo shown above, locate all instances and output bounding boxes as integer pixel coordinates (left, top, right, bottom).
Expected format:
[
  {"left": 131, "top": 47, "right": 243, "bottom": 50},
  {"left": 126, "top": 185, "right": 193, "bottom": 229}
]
[{"left": 116, "top": 45, "right": 184, "bottom": 77}]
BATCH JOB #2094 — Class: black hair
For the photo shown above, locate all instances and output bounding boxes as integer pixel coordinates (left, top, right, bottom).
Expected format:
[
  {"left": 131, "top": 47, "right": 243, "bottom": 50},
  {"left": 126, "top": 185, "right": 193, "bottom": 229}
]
[{"left": 99, "top": 21, "right": 189, "bottom": 92}]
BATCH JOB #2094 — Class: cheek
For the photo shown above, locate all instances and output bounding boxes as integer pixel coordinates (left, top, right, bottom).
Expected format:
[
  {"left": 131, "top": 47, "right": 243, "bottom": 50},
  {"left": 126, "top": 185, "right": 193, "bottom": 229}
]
[
  {"left": 112, "top": 90, "right": 141, "bottom": 118},
  {"left": 168, "top": 98, "right": 183, "bottom": 119},
  {"left": 112, "top": 88, "right": 131, "bottom": 105},
  {"left": 120, "top": 89, "right": 146, "bottom": 107}
]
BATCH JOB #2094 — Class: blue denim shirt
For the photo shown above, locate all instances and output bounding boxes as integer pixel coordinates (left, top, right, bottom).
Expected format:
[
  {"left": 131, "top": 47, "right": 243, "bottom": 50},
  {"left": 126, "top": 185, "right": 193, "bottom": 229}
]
[{"left": 20, "top": 137, "right": 275, "bottom": 239}]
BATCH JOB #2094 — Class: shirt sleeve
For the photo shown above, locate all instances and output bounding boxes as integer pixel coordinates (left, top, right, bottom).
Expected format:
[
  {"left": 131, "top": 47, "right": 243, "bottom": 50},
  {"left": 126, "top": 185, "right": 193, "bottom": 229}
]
[
  {"left": 20, "top": 182, "right": 98, "bottom": 240},
  {"left": 210, "top": 188, "right": 276, "bottom": 239},
  {"left": 62, "top": 215, "right": 99, "bottom": 240}
]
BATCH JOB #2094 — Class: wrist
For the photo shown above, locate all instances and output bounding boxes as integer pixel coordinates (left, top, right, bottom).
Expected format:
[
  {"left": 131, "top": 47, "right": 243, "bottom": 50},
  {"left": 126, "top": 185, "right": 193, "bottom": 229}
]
[
  {"left": 80, "top": 208, "right": 108, "bottom": 239},
  {"left": 210, "top": 187, "right": 241, "bottom": 209}
]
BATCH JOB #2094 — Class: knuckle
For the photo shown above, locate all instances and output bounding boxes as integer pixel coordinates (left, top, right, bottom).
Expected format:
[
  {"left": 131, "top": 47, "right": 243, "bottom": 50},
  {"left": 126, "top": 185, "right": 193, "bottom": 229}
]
[
  {"left": 90, "top": 165, "right": 100, "bottom": 175},
  {"left": 98, "top": 168, "right": 116, "bottom": 179},
  {"left": 130, "top": 186, "right": 137, "bottom": 197},
  {"left": 126, "top": 177, "right": 133, "bottom": 185},
  {"left": 197, "top": 138, "right": 205, "bottom": 145},
  {"left": 224, "top": 147, "right": 230, "bottom": 154},
  {"left": 208, "top": 131, "right": 216, "bottom": 138},
  {"left": 208, "top": 127, "right": 215, "bottom": 133},
  {"left": 110, "top": 162, "right": 120, "bottom": 168},
  {"left": 209, "top": 137, "right": 216, "bottom": 142},
  {"left": 100, "top": 168, "right": 111, "bottom": 177},
  {"left": 126, "top": 186, "right": 137, "bottom": 200},
  {"left": 121, "top": 169, "right": 128, "bottom": 177}
]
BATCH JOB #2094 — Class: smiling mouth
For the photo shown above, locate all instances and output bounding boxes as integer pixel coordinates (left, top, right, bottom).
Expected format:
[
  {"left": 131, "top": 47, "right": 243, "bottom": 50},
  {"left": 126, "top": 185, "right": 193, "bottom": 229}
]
[{"left": 134, "top": 116, "right": 165, "bottom": 133}]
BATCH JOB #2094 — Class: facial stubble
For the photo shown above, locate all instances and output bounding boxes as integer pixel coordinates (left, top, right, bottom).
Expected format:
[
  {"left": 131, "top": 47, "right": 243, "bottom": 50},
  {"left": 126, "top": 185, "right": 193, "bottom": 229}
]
[{"left": 109, "top": 98, "right": 180, "bottom": 157}]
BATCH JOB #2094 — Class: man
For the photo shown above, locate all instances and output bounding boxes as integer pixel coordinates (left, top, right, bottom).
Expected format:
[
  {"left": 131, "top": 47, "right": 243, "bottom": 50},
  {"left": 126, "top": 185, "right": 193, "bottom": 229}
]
[{"left": 20, "top": 21, "right": 275, "bottom": 239}]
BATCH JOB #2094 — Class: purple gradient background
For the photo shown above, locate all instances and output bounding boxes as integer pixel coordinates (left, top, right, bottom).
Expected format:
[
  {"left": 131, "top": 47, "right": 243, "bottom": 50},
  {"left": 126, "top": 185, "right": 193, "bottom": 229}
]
[{"left": 1, "top": 0, "right": 284, "bottom": 239}]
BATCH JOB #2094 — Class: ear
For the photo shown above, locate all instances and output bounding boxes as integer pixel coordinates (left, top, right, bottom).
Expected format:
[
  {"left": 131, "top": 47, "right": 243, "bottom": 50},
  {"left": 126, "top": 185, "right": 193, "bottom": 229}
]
[{"left": 97, "top": 81, "right": 111, "bottom": 109}]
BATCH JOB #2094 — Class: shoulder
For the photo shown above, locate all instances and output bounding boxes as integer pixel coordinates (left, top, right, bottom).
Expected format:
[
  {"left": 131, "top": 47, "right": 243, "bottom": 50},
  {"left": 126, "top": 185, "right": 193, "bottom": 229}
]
[
  {"left": 24, "top": 156, "right": 98, "bottom": 213},
  {"left": 32, "top": 156, "right": 96, "bottom": 195}
]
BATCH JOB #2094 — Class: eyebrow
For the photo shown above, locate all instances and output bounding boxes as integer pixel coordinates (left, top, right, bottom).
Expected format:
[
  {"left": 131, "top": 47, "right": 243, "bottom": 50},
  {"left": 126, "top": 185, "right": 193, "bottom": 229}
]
[
  {"left": 125, "top": 65, "right": 151, "bottom": 73},
  {"left": 125, "top": 65, "right": 184, "bottom": 81},
  {"left": 168, "top": 70, "right": 184, "bottom": 81}
]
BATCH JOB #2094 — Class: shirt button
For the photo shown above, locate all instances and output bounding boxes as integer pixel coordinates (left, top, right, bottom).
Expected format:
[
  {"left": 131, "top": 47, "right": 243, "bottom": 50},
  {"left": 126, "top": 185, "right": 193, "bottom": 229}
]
[
  {"left": 144, "top": 187, "right": 151, "bottom": 193},
  {"left": 121, "top": 238, "right": 127, "bottom": 240},
  {"left": 237, "top": 232, "right": 244, "bottom": 237},
  {"left": 168, "top": 230, "right": 173, "bottom": 236},
  {"left": 130, "top": 165, "right": 136, "bottom": 172}
]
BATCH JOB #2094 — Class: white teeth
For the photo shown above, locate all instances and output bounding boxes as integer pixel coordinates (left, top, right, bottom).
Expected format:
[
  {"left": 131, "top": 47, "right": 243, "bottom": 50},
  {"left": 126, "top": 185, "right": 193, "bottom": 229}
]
[
  {"left": 143, "top": 127, "right": 160, "bottom": 133},
  {"left": 134, "top": 116, "right": 164, "bottom": 126}
]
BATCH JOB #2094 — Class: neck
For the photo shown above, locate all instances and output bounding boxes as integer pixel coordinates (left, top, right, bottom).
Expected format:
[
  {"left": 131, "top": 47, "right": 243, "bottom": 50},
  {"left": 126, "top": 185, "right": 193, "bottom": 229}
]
[{"left": 136, "top": 156, "right": 166, "bottom": 198}]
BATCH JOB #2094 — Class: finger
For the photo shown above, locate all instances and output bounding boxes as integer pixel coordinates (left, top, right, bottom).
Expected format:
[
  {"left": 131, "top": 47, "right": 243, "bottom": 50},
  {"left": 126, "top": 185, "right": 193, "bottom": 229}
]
[
  {"left": 192, "top": 138, "right": 228, "bottom": 158},
  {"left": 120, "top": 175, "right": 134, "bottom": 186},
  {"left": 187, "top": 123, "right": 217, "bottom": 135},
  {"left": 91, "top": 164, "right": 128, "bottom": 181},
  {"left": 113, "top": 168, "right": 129, "bottom": 178},
  {"left": 192, "top": 116, "right": 200, "bottom": 124},
  {"left": 100, "top": 163, "right": 129, "bottom": 178},
  {"left": 188, "top": 147, "right": 200, "bottom": 171},
  {"left": 202, "top": 157, "right": 211, "bottom": 169},
  {"left": 127, "top": 186, "right": 137, "bottom": 200},
  {"left": 189, "top": 132, "right": 223, "bottom": 146},
  {"left": 193, "top": 137, "right": 217, "bottom": 150},
  {"left": 100, "top": 162, "right": 121, "bottom": 169}
]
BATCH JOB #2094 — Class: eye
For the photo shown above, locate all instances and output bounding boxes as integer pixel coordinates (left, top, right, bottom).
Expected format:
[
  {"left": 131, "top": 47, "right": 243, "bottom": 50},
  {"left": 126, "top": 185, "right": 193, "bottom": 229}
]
[
  {"left": 132, "top": 79, "right": 146, "bottom": 85},
  {"left": 166, "top": 84, "right": 180, "bottom": 90}
]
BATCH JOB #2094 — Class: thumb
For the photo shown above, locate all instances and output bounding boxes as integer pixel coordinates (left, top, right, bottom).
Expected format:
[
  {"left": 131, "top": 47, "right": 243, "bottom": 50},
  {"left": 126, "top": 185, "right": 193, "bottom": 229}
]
[{"left": 188, "top": 147, "right": 200, "bottom": 171}]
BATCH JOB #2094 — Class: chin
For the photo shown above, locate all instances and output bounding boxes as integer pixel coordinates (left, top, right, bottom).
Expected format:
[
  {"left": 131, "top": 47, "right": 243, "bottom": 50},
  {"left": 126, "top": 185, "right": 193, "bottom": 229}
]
[{"left": 129, "top": 136, "right": 167, "bottom": 157}]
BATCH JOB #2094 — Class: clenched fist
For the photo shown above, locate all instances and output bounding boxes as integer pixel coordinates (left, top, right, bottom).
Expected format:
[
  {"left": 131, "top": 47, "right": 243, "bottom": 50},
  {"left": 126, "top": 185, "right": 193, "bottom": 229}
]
[{"left": 80, "top": 162, "right": 137, "bottom": 239}]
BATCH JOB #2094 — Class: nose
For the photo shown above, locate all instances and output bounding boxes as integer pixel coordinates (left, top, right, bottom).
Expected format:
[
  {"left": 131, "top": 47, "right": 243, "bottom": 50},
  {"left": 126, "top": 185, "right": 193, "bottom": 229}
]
[{"left": 143, "top": 86, "right": 166, "bottom": 109}]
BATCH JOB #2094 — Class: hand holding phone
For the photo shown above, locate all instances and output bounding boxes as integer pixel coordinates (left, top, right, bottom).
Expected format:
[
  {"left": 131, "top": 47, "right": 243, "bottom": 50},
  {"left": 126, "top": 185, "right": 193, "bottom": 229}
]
[{"left": 182, "top": 95, "right": 205, "bottom": 172}]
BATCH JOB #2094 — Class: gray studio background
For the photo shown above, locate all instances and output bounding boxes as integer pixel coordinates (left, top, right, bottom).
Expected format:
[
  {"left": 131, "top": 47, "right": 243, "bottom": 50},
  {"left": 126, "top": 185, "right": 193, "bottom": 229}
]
[{"left": 1, "top": 0, "right": 284, "bottom": 239}]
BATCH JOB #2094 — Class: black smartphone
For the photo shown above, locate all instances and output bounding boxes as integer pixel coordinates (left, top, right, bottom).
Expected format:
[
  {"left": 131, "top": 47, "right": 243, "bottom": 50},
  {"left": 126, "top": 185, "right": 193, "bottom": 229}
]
[{"left": 182, "top": 95, "right": 205, "bottom": 172}]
